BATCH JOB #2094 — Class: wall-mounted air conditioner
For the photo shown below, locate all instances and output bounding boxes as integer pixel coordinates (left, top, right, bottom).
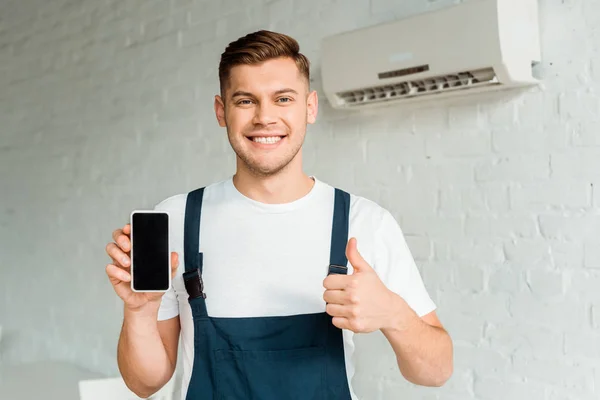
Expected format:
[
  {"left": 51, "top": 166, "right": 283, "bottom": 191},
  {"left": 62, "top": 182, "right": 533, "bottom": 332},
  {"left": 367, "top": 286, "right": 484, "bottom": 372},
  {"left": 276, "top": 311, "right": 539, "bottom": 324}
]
[{"left": 320, "top": 0, "right": 541, "bottom": 109}]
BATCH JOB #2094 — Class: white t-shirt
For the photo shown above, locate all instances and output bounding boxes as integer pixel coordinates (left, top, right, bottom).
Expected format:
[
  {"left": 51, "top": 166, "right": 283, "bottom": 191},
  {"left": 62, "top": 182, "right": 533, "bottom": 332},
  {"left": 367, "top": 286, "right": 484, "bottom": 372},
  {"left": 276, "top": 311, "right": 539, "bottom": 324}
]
[{"left": 155, "top": 176, "right": 436, "bottom": 400}]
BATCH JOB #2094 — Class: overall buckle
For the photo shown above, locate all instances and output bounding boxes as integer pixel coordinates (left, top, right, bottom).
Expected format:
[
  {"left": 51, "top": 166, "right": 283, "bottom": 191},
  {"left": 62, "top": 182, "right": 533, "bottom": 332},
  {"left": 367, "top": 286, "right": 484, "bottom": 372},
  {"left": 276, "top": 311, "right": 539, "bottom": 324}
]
[
  {"left": 328, "top": 264, "right": 348, "bottom": 275},
  {"left": 183, "top": 268, "right": 206, "bottom": 299}
]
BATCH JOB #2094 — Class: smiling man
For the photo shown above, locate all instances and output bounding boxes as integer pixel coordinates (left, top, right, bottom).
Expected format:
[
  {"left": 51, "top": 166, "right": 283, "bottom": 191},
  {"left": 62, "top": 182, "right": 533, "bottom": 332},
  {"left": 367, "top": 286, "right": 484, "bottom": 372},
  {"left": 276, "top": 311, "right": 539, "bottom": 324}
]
[{"left": 105, "top": 30, "right": 453, "bottom": 400}]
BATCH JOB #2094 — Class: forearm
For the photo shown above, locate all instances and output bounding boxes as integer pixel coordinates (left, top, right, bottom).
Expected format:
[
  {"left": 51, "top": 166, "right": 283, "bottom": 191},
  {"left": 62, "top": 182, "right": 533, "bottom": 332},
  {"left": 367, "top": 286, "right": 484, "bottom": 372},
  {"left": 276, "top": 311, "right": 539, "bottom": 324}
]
[
  {"left": 117, "top": 302, "right": 174, "bottom": 397},
  {"left": 381, "top": 297, "right": 453, "bottom": 387}
]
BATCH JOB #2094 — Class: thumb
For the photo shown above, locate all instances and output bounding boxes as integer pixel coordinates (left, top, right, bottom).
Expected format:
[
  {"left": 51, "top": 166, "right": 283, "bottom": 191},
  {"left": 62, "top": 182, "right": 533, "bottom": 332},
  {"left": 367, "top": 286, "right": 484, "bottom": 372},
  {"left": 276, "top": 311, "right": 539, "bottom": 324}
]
[{"left": 346, "top": 237, "right": 371, "bottom": 273}]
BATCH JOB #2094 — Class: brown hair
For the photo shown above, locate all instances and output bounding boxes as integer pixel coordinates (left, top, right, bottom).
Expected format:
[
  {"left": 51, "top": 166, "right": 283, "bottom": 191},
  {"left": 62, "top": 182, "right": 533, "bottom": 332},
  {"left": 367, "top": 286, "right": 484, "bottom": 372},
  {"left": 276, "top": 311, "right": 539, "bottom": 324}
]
[{"left": 218, "top": 30, "right": 310, "bottom": 96}]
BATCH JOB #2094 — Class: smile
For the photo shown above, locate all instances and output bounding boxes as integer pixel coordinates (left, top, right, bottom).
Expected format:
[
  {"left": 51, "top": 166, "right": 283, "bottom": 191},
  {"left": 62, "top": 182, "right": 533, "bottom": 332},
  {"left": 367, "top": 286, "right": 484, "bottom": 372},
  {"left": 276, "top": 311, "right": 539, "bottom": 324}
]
[{"left": 249, "top": 136, "right": 284, "bottom": 144}]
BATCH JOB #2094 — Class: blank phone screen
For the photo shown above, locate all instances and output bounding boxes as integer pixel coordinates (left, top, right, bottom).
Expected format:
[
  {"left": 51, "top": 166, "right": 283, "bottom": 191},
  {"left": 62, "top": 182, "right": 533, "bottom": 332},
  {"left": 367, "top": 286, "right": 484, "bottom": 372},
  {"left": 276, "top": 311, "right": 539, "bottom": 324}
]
[{"left": 131, "top": 212, "right": 169, "bottom": 291}]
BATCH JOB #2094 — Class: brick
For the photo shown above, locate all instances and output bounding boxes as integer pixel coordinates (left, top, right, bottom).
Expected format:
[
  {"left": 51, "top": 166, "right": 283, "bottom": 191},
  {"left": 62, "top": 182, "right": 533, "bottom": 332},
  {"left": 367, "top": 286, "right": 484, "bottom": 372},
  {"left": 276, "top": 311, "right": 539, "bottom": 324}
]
[
  {"left": 510, "top": 182, "right": 591, "bottom": 210},
  {"left": 409, "top": 162, "right": 475, "bottom": 185},
  {"left": 551, "top": 149, "right": 600, "bottom": 180},
  {"left": 492, "top": 124, "right": 568, "bottom": 154},
  {"left": 450, "top": 241, "right": 505, "bottom": 264},
  {"left": 474, "top": 376, "right": 546, "bottom": 400},
  {"left": 188, "top": 2, "right": 222, "bottom": 25},
  {"left": 437, "top": 290, "right": 511, "bottom": 323},
  {"left": 584, "top": 241, "right": 600, "bottom": 268},
  {"left": 504, "top": 239, "right": 552, "bottom": 268},
  {"left": 527, "top": 269, "right": 564, "bottom": 297},
  {"left": 488, "top": 263, "right": 526, "bottom": 293},
  {"left": 485, "top": 324, "right": 563, "bottom": 361},
  {"left": 564, "top": 331, "right": 600, "bottom": 359},
  {"left": 573, "top": 120, "right": 600, "bottom": 146},
  {"left": 515, "top": 92, "right": 559, "bottom": 127},
  {"left": 558, "top": 91, "right": 600, "bottom": 121},
  {"left": 452, "top": 264, "right": 485, "bottom": 292},
  {"left": 482, "top": 98, "right": 517, "bottom": 126},
  {"left": 510, "top": 293, "right": 588, "bottom": 332},
  {"left": 426, "top": 129, "right": 491, "bottom": 158},
  {"left": 366, "top": 131, "right": 427, "bottom": 164},
  {"left": 137, "top": 1, "right": 172, "bottom": 22},
  {"left": 453, "top": 344, "right": 511, "bottom": 375},
  {"left": 568, "top": 271, "right": 600, "bottom": 302},
  {"left": 594, "top": 182, "right": 600, "bottom": 208},
  {"left": 464, "top": 213, "right": 538, "bottom": 238},
  {"left": 377, "top": 184, "right": 438, "bottom": 214},
  {"left": 412, "top": 106, "right": 449, "bottom": 134},
  {"left": 548, "top": 388, "right": 599, "bottom": 400},
  {"left": 512, "top": 356, "right": 594, "bottom": 392},
  {"left": 180, "top": 21, "right": 219, "bottom": 48},
  {"left": 216, "top": 11, "right": 252, "bottom": 39},
  {"left": 475, "top": 155, "right": 550, "bottom": 183},
  {"left": 592, "top": 305, "right": 600, "bottom": 329},
  {"left": 539, "top": 214, "right": 600, "bottom": 241},
  {"left": 401, "top": 214, "right": 464, "bottom": 237},
  {"left": 448, "top": 104, "right": 484, "bottom": 129},
  {"left": 551, "top": 241, "right": 584, "bottom": 269},
  {"left": 267, "top": 0, "right": 294, "bottom": 22},
  {"left": 141, "top": 11, "right": 186, "bottom": 42}
]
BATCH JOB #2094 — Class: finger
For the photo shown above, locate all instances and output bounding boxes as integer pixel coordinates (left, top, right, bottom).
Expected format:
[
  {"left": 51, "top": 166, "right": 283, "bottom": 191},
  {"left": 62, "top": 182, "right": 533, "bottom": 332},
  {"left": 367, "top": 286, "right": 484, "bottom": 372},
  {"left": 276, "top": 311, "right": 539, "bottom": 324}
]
[
  {"left": 112, "top": 228, "right": 131, "bottom": 253},
  {"left": 106, "top": 264, "right": 131, "bottom": 283},
  {"left": 331, "top": 317, "right": 351, "bottom": 330},
  {"left": 326, "top": 303, "right": 354, "bottom": 318},
  {"left": 323, "top": 274, "right": 351, "bottom": 290},
  {"left": 346, "top": 237, "right": 371, "bottom": 273},
  {"left": 123, "top": 223, "right": 131, "bottom": 235},
  {"left": 323, "top": 289, "right": 352, "bottom": 305},
  {"left": 105, "top": 242, "right": 131, "bottom": 268}
]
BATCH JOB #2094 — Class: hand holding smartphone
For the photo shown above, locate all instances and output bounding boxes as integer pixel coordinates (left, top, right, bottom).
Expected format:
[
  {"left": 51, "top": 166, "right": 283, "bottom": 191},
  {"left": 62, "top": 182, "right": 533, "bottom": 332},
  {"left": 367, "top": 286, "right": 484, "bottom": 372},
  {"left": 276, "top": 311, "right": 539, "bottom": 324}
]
[{"left": 130, "top": 210, "right": 171, "bottom": 293}]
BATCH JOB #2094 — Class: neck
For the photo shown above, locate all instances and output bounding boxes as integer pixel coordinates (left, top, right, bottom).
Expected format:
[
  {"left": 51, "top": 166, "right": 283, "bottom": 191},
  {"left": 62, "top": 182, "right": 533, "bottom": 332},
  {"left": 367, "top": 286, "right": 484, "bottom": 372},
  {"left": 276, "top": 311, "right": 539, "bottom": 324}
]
[{"left": 232, "top": 155, "right": 314, "bottom": 204}]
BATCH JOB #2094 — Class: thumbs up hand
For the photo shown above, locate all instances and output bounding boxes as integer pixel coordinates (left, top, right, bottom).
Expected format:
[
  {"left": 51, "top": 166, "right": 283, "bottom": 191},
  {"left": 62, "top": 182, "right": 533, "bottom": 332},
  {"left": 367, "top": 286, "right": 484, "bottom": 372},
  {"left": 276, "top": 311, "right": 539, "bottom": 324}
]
[{"left": 323, "top": 238, "right": 404, "bottom": 333}]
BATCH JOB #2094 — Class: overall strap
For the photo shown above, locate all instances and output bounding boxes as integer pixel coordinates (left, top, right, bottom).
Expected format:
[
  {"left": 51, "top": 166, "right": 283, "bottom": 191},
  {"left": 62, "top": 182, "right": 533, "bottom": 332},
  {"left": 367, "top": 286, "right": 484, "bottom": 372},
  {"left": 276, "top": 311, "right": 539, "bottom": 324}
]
[
  {"left": 184, "top": 187, "right": 205, "bottom": 273},
  {"left": 328, "top": 188, "right": 351, "bottom": 275}
]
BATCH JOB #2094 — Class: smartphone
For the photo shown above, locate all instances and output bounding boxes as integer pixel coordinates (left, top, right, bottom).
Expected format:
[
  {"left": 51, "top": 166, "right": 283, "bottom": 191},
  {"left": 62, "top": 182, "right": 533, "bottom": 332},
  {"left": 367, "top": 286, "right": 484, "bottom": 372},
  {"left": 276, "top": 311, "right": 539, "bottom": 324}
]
[{"left": 130, "top": 210, "right": 171, "bottom": 292}]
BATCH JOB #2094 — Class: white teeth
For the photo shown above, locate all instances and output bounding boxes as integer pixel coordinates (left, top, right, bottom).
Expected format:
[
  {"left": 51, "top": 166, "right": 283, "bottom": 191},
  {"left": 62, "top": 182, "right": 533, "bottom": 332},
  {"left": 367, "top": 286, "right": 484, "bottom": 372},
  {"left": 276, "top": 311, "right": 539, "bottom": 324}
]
[{"left": 252, "top": 136, "right": 282, "bottom": 144}]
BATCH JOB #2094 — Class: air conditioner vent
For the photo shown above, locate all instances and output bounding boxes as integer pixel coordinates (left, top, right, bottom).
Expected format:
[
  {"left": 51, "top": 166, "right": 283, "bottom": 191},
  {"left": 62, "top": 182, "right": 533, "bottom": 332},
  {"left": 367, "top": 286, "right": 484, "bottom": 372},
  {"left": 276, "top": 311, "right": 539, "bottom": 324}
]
[{"left": 335, "top": 68, "right": 498, "bottom": 107}]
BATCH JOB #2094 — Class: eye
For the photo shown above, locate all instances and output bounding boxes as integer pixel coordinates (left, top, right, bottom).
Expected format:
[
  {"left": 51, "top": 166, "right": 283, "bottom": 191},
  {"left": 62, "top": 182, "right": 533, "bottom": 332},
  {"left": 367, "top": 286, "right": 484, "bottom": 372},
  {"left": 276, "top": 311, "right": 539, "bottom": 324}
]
[
  {"left": 277, "top": 97, "right": 293, "bottom": 103},
  {"left": 237, "top": 99, "right": 254, "bottom": 105}
]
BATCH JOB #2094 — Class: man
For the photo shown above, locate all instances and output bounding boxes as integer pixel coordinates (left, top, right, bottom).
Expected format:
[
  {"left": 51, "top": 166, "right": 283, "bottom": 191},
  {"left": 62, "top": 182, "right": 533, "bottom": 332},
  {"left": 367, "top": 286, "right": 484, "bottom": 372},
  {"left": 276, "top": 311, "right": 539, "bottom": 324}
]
[{"left": 105, "top": 30, "right": 453, "bottom": 400}]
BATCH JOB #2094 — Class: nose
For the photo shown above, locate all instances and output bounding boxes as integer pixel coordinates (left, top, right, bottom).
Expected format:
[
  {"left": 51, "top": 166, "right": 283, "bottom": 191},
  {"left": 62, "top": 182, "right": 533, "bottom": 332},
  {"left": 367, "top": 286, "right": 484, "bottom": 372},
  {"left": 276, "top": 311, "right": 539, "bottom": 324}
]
[{"left": 252, "top": 102, "right": 278, "bottom": 126}]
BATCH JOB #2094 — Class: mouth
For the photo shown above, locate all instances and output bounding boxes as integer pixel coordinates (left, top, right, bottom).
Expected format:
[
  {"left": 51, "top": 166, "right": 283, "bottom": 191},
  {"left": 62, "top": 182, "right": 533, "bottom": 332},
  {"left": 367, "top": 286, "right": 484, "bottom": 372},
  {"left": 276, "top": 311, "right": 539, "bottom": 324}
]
[{"left": 246, "top": 135, "right": 286, "bottom": 146}]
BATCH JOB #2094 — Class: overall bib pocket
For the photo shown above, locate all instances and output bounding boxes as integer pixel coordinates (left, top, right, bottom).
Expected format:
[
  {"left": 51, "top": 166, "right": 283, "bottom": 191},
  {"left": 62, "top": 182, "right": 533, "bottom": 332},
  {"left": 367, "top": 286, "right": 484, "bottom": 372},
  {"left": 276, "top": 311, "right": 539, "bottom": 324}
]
[{"left": 214, "top": 346, "right": 327, "bottom": 400}]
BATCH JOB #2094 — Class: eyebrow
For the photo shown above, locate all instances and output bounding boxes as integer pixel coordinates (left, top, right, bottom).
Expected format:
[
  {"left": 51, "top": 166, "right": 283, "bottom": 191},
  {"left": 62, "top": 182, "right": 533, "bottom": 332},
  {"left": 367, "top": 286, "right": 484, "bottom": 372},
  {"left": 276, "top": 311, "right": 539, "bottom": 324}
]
[{"left": 230, "top": 88, "right": 299, "bottom": 98}]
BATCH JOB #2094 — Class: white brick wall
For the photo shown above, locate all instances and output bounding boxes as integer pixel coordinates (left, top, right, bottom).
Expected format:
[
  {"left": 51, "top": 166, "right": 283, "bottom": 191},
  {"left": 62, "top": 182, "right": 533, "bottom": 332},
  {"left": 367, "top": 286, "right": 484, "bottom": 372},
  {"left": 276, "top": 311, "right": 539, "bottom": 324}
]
[{"left": 1, "top": 0, "right": 599, "bottom": 399}]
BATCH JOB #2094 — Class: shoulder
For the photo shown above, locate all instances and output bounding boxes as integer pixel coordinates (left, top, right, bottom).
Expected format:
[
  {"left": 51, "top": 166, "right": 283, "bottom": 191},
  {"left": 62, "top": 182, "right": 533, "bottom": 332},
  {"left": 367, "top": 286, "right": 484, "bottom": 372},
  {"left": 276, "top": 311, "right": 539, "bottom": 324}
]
[
  {"left": 320, "top": 179, "right": 400, "bottom": 240},
  {"left": 350, "top": 193, "right": 390, "bottom": 220},
  {"left": 317, "top": 178, "right": 391, "bottom": 222},
  {"left": 152, "top": 178, "right": 231, "bottom": 213},
  {"left": 153, "top": 193, "right": 187, "bottom": 213},
  {"left": 349, "top": 192, "right": 399, "bottom": 242},
  {"left": 329, "top": 185, "right": 395, "bottom": 230}
]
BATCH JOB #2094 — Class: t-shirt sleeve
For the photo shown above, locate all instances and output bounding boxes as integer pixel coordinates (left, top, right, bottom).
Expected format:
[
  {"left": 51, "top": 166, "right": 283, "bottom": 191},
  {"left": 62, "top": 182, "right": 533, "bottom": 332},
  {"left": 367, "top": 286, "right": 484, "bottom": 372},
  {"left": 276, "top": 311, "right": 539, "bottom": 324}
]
[
  {"left": 373, "top": 209, "right": 436, "bottom": 317},
  {"left": 157, "top": 284, "right": 180, "bottom": 321}
]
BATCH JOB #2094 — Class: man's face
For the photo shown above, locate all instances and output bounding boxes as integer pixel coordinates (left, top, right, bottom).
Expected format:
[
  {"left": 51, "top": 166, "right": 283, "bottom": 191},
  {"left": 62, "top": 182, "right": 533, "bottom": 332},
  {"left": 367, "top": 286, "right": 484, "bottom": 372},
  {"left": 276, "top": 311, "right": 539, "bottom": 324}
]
[{"left": 214, "top": 57, "right": 318, "bottom": 177}]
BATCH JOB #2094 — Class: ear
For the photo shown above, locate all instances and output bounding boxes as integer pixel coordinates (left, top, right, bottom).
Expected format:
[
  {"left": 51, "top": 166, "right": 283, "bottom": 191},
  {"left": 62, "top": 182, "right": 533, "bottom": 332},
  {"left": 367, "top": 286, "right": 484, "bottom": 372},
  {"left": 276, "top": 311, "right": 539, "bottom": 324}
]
[
  {"left": 214, "top": 95, "right": 227, "bottom": 128},
  {"left": 307, "top": 90, "right": 318, "bottom": 124}
]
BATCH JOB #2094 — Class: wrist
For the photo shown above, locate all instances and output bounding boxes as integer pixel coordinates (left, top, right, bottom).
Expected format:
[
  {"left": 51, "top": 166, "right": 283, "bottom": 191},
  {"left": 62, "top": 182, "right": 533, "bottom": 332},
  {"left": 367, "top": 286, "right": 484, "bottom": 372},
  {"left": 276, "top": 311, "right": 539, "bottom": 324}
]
[
  {"left": 124, "top": 300, "right": 161, "bottom": 321},
  {"left": 381, "top": 292, "right": 420, "bottom": 334}
]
